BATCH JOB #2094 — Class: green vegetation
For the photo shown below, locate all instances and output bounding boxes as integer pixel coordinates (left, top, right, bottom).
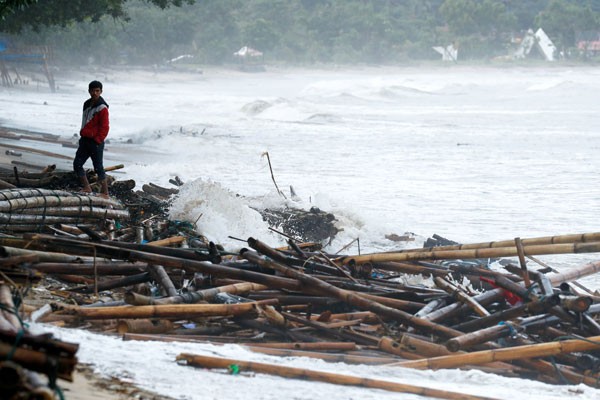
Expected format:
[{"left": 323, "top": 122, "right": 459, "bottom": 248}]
[{"left": 1, "top": 0, "right": 599, "bottom": 65}]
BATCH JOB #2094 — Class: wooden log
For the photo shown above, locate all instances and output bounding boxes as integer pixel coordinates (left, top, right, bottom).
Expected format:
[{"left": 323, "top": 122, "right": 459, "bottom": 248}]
[
  {"left": 70, "top": 299, "right": 278, "bottom": 319},
  {"left": 391, "top": 335, "right": 600, "bottom": 373},
  {"left": 176, "top": 353, "right": 500, "bottom": 400},
  {"left": 243, "top": 242, "right": 462, "bottom": 339}
]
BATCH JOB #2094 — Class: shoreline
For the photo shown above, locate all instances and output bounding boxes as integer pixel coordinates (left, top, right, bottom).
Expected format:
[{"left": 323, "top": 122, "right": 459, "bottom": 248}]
[{"left": 60, "top": 364, "right": 175, "bottom": 400}]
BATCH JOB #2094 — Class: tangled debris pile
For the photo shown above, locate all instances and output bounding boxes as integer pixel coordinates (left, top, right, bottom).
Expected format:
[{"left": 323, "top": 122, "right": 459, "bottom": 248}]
[{"left": 1, "top": 165, "right": 600, "bottom": 399}]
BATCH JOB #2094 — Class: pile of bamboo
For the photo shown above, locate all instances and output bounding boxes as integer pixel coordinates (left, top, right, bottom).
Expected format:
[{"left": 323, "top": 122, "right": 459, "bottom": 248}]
[
  {"left": 0, "top": 282, "right": 78, "bottom": 399},
  {"left": 5, "top": 228, "right": 600, "bottom": 398},
  {"left": 0, "top": 188, "right": 129, "bottom": 232}
]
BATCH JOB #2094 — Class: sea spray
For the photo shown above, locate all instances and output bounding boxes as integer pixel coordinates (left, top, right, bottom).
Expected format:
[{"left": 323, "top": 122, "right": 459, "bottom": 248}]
[{"left": 169, "top": 178, "right": 280, "bottom": 250}]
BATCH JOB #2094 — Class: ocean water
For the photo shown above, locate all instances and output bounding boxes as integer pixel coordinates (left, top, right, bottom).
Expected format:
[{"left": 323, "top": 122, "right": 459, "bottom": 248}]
[{"left": 3, "top": 65, "right": 600, "bottom": 399}]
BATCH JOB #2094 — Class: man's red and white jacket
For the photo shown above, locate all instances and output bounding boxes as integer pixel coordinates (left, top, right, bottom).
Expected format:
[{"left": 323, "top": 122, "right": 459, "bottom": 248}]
[{"left": 80, "top": 96, "right": 109, "bottom": 144}]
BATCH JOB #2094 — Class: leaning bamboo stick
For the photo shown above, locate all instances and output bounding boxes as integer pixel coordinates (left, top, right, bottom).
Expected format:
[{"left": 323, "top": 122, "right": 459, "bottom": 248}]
[
  {"left": 391, "top": 335, "right": 600, "bottom": 370},
  {"left": 176, "top": 353, "right": 500, "bottom": 400}
]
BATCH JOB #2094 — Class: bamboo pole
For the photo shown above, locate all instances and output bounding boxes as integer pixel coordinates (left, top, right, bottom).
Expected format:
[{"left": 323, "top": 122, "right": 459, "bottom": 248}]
[
  {"left": 546, "top": 260, "right": 600, "bottom": 286},
  {"left": 125, "top": 282, "right": 269, "bottom": 306},
  {"left": 70, "top": 299, "right": 278, "bottom": 319},
  {"left": 147, "top": 264, "right": 178, "bottom": 297},
  {"left": 386, "top": 232, "right": 600, "bottom": 253},
  {"left": 452, "top": 295, "right": 560, "bottom": 333},
  {"left": 30, "top": 262, "right": 146, "bottom": 275},
  {"left": 391, "top": 335, "right": 600, "bottom": 371},
  {"left": 68, "top": 272, "right": 151, "bottom": 294},
  {"left": 445, "top": 323, "right": 517, "bottom": 352},
  {"left": 241, "top": 346, "right": 399, "bottom": 365},
  {"left": 514, "top": 237, "right": 532, "bottom": 287},
  {"left": 176, "top": 353, "right": 500, "bottom": 400},
  {"left": 247, "top": 342, "right": 357, "bottom": 351},
  {"left": 335, "top": 241, "right": 600, "bottom": 265},
  {"left": 0, "top": 245, "right": 97, "bottom": 263}
]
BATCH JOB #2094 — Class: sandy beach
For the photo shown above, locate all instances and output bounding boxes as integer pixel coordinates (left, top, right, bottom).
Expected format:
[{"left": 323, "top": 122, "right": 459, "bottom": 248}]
[{"left": 60, "top": 364, "right": 173, "bottom": 400}]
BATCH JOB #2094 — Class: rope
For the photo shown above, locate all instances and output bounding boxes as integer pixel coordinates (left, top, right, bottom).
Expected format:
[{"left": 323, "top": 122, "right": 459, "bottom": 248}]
[{"left": 549, "top": 356, "right": 569, "bottom": 384}]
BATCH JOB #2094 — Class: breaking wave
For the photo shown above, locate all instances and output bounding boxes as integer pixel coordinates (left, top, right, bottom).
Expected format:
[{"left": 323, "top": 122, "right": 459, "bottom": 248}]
[{"left": 168, "top": 178, "right": 280, "bottom": 249}]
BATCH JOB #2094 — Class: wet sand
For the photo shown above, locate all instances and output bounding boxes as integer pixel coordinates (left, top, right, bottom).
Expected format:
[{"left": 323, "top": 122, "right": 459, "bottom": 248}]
[{"left": 60, "top": 364, "right": 173, "bottom": 400}]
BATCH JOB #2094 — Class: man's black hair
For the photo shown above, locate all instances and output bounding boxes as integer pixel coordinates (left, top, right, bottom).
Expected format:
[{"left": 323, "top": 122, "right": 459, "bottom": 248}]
[{"left": 89, "top": 80, "right": 103, "bottom": 90}]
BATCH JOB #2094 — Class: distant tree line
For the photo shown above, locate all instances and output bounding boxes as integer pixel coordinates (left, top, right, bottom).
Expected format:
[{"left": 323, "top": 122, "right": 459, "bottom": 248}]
[{"left": 1, "top": 0, "right": 599, "bottom": 65}]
